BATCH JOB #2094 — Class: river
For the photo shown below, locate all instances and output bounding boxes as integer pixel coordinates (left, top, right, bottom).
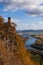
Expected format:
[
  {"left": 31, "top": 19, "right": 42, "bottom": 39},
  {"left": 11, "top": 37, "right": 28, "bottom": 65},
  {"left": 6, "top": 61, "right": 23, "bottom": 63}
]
[
  {"left": 22, "top": 34, "right": 43, "bottom": 54},
  {"left": 22, "top": 34, "right": 36, "bottom": 50},
  {"left": 25, "top": 36, "right": 36, "bottom": 50}
]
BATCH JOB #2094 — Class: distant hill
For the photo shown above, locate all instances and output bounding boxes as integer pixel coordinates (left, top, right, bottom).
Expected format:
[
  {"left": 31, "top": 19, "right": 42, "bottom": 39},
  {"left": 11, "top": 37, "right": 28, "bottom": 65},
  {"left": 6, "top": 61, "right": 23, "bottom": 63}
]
[{"left": 17, "top": 30, "right": 43, "bottom": 33}]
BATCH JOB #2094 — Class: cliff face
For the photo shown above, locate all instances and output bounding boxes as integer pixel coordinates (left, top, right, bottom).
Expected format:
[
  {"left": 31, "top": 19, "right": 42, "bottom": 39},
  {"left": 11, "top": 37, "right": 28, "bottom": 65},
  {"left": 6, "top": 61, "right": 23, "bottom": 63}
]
[{"left": 0, "top": 16, "right": 34, "bottom": 65}]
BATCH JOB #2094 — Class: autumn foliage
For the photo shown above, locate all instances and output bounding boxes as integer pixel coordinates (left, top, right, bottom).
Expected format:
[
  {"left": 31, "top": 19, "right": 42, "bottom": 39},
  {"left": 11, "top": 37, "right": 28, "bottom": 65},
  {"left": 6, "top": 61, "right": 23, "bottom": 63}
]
[{"left": 0, "top": 16, "right": 35, "bottom": 65}]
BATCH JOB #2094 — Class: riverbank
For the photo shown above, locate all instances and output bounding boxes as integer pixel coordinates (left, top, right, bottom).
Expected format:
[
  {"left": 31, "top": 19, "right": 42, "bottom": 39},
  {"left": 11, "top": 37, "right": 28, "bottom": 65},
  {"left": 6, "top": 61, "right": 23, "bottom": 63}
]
[{"left": 26, "top": 35, "right": 43, "bottom": 65}]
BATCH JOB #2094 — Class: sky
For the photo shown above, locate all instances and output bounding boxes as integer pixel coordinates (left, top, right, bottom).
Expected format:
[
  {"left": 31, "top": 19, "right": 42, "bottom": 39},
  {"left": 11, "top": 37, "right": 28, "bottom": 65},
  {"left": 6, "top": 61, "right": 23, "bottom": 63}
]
[{"left": 0, "top": 0, "right": 43, "bottom": 30}]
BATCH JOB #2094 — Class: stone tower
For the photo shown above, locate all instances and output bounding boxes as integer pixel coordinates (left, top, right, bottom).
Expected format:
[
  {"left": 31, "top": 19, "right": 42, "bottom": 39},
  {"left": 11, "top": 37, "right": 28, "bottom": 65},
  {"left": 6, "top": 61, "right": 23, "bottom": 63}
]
[
  {"left": 8, "top": 17, "right": 11, "bottom": 25},
  {"left": 0, "top": 16, "right": 34, "bottom": 65}
]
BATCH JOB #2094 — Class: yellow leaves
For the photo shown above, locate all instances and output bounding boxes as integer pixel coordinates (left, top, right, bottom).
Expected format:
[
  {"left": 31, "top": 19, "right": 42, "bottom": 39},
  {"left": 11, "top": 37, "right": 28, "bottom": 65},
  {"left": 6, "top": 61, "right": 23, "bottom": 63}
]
[{"left": 0, "top": 16, "right": 35, "bottom": 65}]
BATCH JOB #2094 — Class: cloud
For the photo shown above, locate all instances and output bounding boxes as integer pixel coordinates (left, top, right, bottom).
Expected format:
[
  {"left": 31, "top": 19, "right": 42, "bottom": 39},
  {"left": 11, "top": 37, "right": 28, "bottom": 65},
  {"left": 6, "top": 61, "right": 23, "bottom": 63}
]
[
  {"left": 0, "top": 0, "right": 43, "bottom": 16},
  {"left": 0, "top": 0, "right": 3, "bottom": 2},
  {"left": 10, "top": 18, "right": 43, "bottom": 30},
  {"left": 1, "top": 0, "right": 43, "bottom": 16},
  {"left": 26, "top": 5, "right": 43, "bottom": 16},
  {"left": 17, "top": 22, "right": 43, "bottom": 30},
  {"left": 4, "top": 17, "right": 43, "bottom": 30},
  {"left": 28, "top": 22, "right": 43, "bottom": 30}
]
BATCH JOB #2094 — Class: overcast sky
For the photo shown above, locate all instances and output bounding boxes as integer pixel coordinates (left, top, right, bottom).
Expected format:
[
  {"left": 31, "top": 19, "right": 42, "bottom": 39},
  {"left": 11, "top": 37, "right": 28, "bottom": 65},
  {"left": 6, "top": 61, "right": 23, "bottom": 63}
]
[{"left": 0, "top": 0, "right": 43, "bottom": 30}]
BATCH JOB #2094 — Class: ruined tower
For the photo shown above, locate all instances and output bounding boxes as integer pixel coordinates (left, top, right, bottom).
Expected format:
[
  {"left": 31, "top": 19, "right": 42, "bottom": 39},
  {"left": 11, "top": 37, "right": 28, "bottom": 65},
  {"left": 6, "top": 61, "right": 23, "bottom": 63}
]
[{"left": 8, "top": 17, "right": 11, "bottom": 25}]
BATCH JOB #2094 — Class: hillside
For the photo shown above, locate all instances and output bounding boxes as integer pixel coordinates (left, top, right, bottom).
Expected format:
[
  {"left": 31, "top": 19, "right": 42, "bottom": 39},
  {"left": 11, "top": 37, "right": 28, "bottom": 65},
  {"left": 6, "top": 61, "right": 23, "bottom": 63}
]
[{"left": 0, "top": 16, "right": 35, "bottom": 65}]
